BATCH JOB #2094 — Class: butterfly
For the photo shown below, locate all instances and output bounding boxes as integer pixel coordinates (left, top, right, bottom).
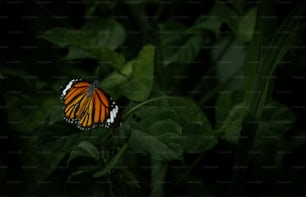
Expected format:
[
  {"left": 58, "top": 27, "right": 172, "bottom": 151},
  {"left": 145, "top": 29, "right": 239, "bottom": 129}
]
[{"left": 60, "top": 79, "right": 121, "bottom": 130}]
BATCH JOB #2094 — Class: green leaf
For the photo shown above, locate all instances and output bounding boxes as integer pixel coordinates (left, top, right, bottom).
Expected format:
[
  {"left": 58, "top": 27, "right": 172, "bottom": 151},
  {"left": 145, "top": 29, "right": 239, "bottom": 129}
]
[
  {"left": 150, "top": 160, "right": 167, "bottom": 197},
  {"left": 114, "top": 169, "right": 141, "bottom": 189},
  {"left": 230, "top": 1, "right": 305, "bottom": 194},
  {"left": 39, "top": 26, "right": 125, "bottom": 69},
  {"left": 128, "top": 120, "right": 183, "bottom": 161},
  {"left": 253, "top": 8, "right": 303, "bottom": 119},
  {"left": 215, "top": 90, "right": 246, "bottom": 129},
  {"left": 100, "top": 59, "right": 133, "bottom": 91},
  {"left": 36, "top": 121, "right": 111, "bottom": 153},
  {"left": 229, "top": 0, "right": 246, "bottom": 14},
  {"left": 189, "top": 6, "right": 222, "bottom": 37},
  {"left": 216, "top": 3, "right": 240, "bottom": 34},
  {"left": 66, "top": 165, "right": 99, "bottom": 184},
  {"left": 120, "top": 45, "right": 155, "bottom": 101},
  {"left": 159, "top": 20, "right": 203, "bottom": 66},
  {"left": 244, "top": 0, "right": 277, "bottom": 110},
  {"left": 216, "top": 91, "right": 295, "bottom": 144},
  {"left": 126, "top": 97, "right": 217, "bottom": 154},
  {"left": 65, "top": 47, "right": 95, "bottom": 60},
  {"left": 39, "top": 27, "right": 89, "bottom": 47},
  {"left": 215, "top": 91, "right": 248, "bottom": 143},
  {"left": 165, "top": 35, "right": 203, "bottom": 66},
  {"left": 255, "top": 101, "right": 295, "bottom": 146},
  {"left": 219, "top": 103, "right": 248, "bottom": 144},
  {"left": 88, "top": 47, "right": 125, "bottom": 69},
  {"left": 159, "top": 20, "right": 186, "bottom": 48},
  {"left": 237, "top": 8, "right": 256, "bottom": 42},
  {"left": 67, "top": 141, "right": 100, "bottom": 165},
  {"left": 169, "top": 98, "right": 217, "bottom": 153},
  {"left": 81, "top": 18, "right": 126, "bottom": 50},
  {"left": 92, "top": 143, "right": 128, "bottom": 178},
  {"left": 214, "top": 38, "right": 245, "bottom": 89}
]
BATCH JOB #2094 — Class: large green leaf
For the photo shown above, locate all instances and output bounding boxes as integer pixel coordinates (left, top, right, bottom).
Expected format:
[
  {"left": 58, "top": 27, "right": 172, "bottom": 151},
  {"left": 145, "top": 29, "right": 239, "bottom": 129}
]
[
  {"left": 215, "top": 91, "right": 295, "bottom": 144},
  {"left": 215, "top": 91, "right": 244, "bottom": 124},
  {"left": 218, "top": 103, "right": 248, "bottom": 144},
  {"left": 169, "top": 98, "right": 217, "bottom": 153},
  {"left": 159, "top": 20, "right": 203, "bottom": 66},
  {"left": 67, "top": 141, "right": 100, "bottom": 165},
  {"left": 255, "top": 101, "right": 295, "bottom": 146},
  {"left": 81, "top": 18, "right": 126, "bottom": 50},
  {"left": 39, "top": 19, "right": 126, "bottom": 69},
  {"left": 214, "top": 38, "right": 245, "bottom": 89},
  {"left": 216, "top": 2, "right": 239, "bottom": 34},
  {"left": 120, "top": 45, "right": 155, "bottom": 101},
  {"left": 65, "top": 47, "right": 95, "bottom": 60},
  {"left": 189, "top": 5, "right": 222, "bottom": 37},
  {"left": 229, "top": 0, "right": 246, "bottom": 13},
  {"left": 126, "top": 97, "right": 217, "bottom": 155},
  {"left": 237, "top": 8, "right": 256, "bottom": 42},
  {"left": 42, "top": 19, "right": 126, "bottom": 50},
  {"left": 165, "top": 35, "right": 203, "bottom": 66},
  {"left": 128, "top": 120, "right": 183, "bottom": 161},
  {"left": 100, "top": 58, "right": 133, "bottom": 92},
  {"left": 215, "top": 91, "right": 246, "bottom": 143}
]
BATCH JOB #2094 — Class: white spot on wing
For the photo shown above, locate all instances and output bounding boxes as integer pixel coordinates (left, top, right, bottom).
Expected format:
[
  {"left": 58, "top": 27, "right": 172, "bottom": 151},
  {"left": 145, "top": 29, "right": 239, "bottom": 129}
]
[
  {"left": 62, "top": 79, "right": 77, "bottom": 97},
  {"left": 110, "top": 110, "right": 114, "bottom": 123},
  {"left": 105, "top": 104, "right": 119, "bottom": 124}
]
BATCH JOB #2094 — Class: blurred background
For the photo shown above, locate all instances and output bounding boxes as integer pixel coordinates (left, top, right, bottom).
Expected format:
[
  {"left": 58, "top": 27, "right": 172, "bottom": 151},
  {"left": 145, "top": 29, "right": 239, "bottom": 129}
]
[{"left": 1, "top": 0, "right": 306, "bottom": 196}]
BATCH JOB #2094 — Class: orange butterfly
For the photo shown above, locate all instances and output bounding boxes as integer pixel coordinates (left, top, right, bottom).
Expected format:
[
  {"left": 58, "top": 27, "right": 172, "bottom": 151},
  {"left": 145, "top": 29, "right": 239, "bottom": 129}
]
[{"left": 60, "top": 79, "right": 120, "bottom": 130}]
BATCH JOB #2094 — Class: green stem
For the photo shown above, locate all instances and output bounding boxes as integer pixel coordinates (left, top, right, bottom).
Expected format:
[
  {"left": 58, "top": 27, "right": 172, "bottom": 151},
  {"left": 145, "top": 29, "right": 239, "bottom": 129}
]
[
  {"left": 167, "top": 151, "right": 206, "bottom": 194},
  {"left": 151, "top": 160, "right": 168, "bottom": 197},
  {"left": 230, "top": 113, "right": 258, "bottom": 194},
  {"left": 230, "top": 1, "right": 306, "bottom": 195}
]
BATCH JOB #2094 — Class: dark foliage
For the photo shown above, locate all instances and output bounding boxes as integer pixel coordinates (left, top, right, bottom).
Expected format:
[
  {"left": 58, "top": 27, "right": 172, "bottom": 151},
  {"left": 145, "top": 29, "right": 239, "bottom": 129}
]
[{"left": 1, "top": 0, "right": 306, "bottom": 196}]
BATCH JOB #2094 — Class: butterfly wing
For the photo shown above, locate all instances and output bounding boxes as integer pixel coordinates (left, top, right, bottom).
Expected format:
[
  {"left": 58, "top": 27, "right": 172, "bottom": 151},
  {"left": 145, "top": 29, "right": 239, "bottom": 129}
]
[
  {"left": 92, "top": 87, "right": 120, "bottom": 128},
  {"left": 61, "top": 79, "right": 120, "bottom": 130},
  {"left": 61, "top": 79, "right": 91, "bottom": 125}
]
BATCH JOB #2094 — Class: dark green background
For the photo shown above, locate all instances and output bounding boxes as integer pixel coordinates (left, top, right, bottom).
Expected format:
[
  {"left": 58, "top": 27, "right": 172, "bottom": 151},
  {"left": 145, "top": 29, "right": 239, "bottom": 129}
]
[{"left": 1, "top": 0, "right": 306, "bottom": 196}]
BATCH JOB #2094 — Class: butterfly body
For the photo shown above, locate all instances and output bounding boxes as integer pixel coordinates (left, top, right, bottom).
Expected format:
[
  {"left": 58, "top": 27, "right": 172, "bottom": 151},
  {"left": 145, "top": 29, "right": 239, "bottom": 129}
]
[{"left": 61, "top": 79, "right": 120, "bottom": 130}]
